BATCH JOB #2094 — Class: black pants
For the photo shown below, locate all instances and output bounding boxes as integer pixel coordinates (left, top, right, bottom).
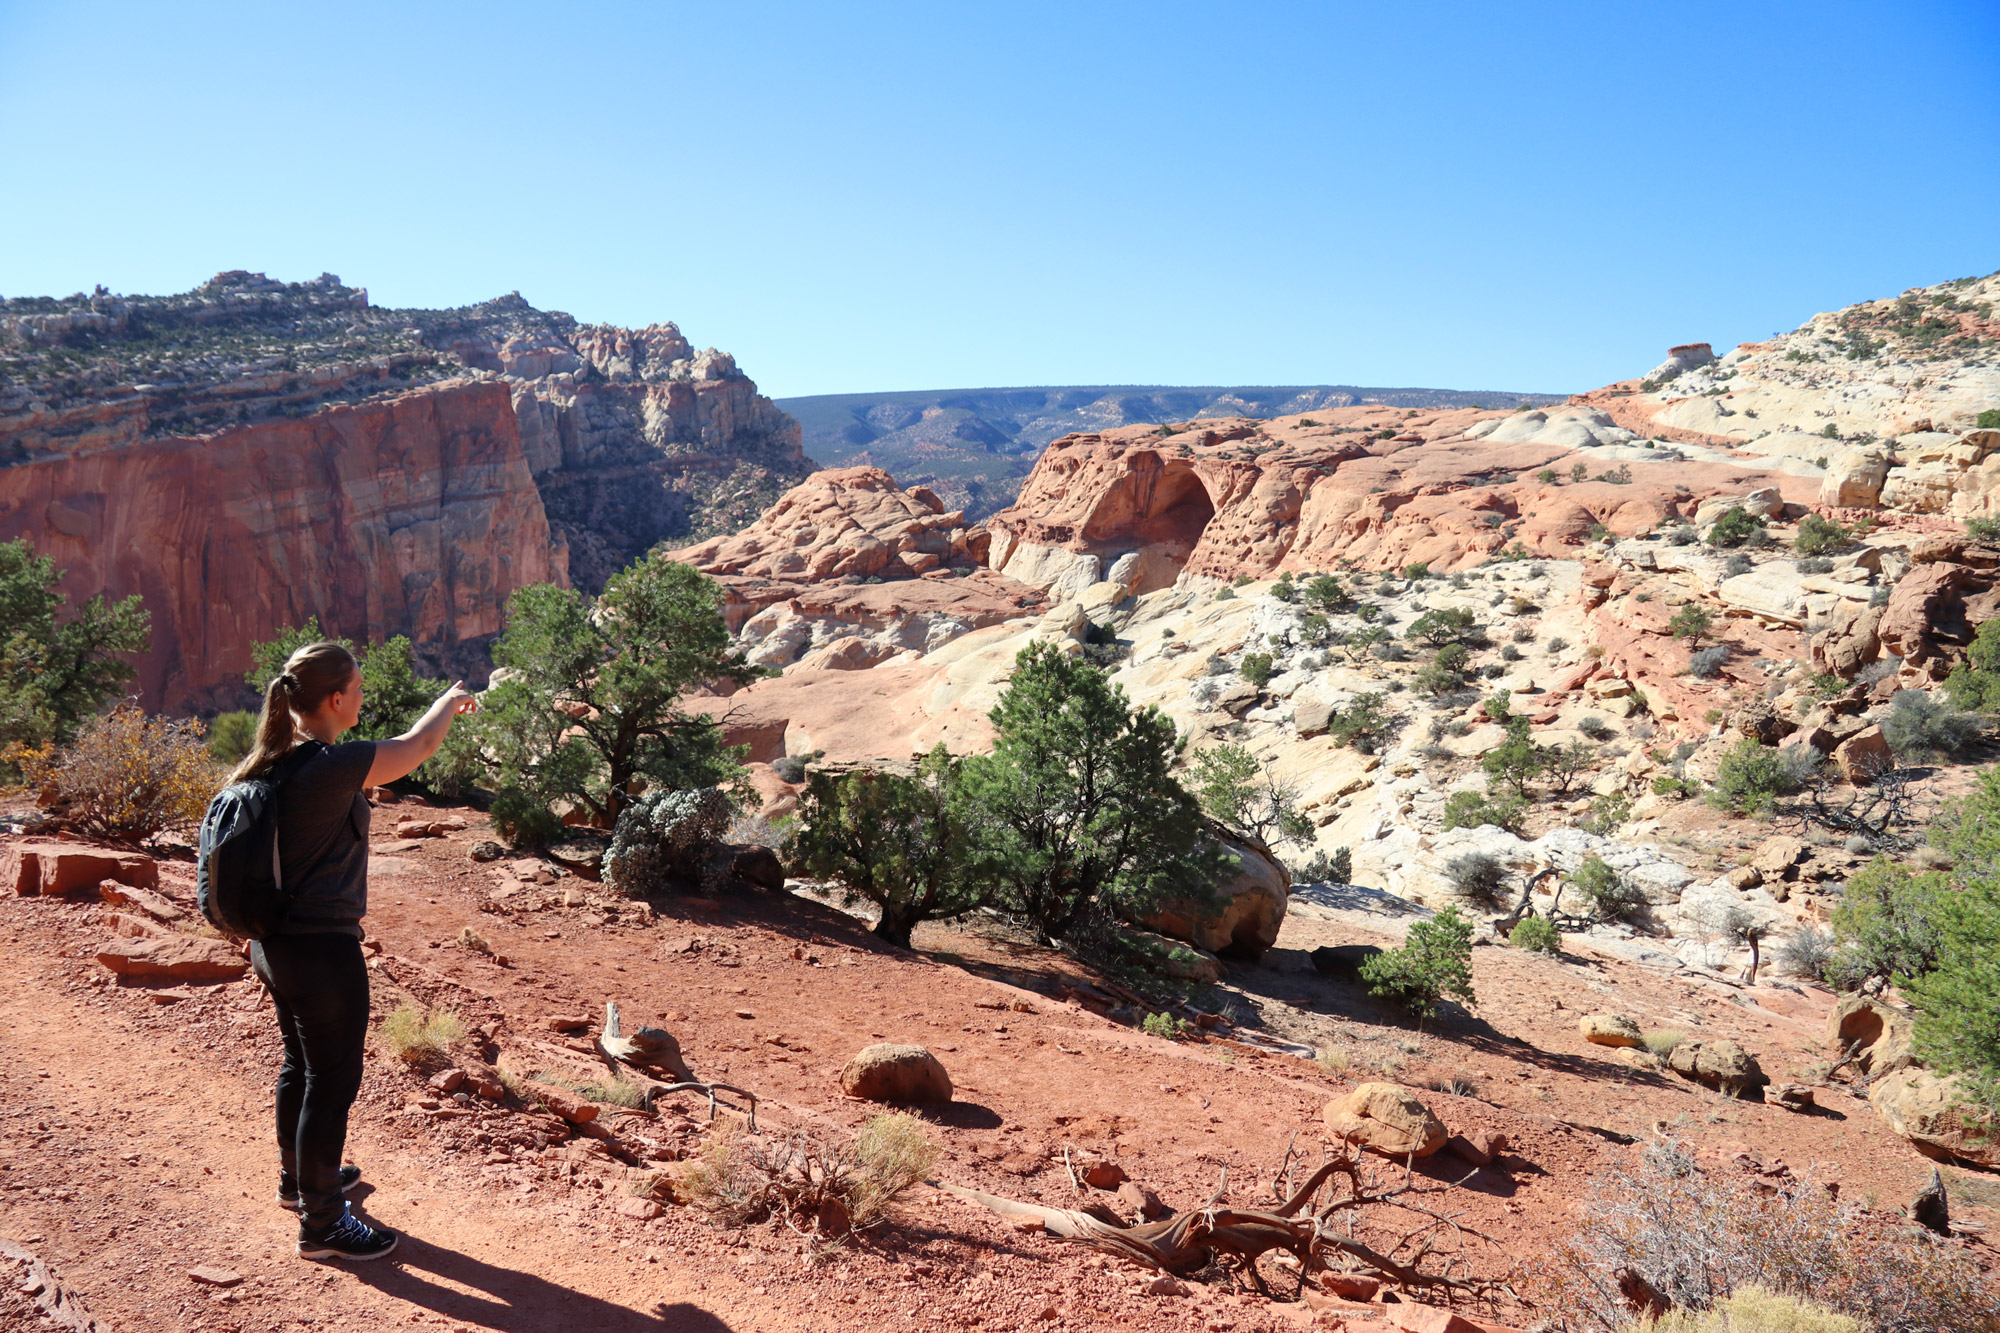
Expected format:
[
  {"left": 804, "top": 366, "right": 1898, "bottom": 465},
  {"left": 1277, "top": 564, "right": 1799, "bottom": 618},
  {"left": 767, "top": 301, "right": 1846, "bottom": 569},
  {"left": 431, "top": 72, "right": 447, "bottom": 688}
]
[{"left": 250, "top": 933, "right": 369, "bottom": 1229}]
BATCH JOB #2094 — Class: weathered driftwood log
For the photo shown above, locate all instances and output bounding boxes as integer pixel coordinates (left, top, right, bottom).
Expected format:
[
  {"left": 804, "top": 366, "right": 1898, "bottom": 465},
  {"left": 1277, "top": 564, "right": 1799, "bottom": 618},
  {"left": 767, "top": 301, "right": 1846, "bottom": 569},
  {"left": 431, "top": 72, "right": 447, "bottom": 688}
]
[
  {"left": 594, "top": 999, "right": 758, "bottom": 1128},
  {"left": 597, "top": 1000, "right": 694, "bottom": 1080},
  {"left": 940, "top": 1156, "right": 1483, "bottom": 1295}
]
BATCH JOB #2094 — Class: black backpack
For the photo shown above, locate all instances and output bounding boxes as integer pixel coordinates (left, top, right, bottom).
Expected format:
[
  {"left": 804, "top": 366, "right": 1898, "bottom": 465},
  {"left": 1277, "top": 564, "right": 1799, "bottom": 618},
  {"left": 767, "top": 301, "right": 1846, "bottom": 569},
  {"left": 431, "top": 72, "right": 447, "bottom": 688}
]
[{"left": 197, "top": 745, "right": 318, "bottom": 940}]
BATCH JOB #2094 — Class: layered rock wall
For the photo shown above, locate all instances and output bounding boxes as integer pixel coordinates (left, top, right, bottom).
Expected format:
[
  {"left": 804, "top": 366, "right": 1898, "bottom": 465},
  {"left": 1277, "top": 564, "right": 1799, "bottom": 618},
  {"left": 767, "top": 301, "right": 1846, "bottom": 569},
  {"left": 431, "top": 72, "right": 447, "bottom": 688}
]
[{"left": 0, "top": 380, "right": 561, "bottom": 711}]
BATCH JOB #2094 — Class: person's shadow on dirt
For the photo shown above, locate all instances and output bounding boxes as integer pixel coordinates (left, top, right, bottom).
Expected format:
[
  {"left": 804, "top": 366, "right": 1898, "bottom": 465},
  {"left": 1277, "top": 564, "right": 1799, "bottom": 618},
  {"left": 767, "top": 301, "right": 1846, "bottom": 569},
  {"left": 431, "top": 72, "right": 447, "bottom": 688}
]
[{"left": 352, "top": 1232, "right": 734, "bottom": 1332}]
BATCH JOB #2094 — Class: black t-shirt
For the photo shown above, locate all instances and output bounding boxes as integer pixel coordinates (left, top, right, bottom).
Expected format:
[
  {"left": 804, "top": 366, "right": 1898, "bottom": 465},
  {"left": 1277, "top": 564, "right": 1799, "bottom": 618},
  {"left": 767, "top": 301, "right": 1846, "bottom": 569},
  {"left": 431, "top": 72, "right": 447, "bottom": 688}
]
[{"left": 271, "top": 739, "right": 376, "bottom": 938}]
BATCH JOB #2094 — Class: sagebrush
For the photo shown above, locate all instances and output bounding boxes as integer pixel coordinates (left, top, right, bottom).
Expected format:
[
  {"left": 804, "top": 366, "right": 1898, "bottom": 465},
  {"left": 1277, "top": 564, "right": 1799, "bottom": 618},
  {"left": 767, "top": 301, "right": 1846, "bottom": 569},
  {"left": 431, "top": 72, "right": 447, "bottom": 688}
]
[
  {"left": 680, "top": 1113, "right": 938, "bottom": 1236},
  {"left": 12, "top": 704, "right": 221, "bottom": 841}
]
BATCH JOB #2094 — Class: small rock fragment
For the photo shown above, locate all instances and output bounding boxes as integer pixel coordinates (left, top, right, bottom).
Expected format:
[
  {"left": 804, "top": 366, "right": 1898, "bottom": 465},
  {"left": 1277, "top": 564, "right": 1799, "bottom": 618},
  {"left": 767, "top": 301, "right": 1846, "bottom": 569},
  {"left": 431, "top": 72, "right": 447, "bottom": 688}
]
[{"left": 188, "top": 1267, "right": 243, "bottom": 1287}]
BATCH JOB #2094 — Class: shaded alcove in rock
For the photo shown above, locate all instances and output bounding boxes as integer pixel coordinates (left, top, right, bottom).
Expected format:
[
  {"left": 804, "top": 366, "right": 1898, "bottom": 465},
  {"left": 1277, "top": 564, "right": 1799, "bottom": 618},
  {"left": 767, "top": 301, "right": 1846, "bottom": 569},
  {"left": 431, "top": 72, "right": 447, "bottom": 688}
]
[{"left": 1077, "top": 459, "right": 1219, "bottom": 596}]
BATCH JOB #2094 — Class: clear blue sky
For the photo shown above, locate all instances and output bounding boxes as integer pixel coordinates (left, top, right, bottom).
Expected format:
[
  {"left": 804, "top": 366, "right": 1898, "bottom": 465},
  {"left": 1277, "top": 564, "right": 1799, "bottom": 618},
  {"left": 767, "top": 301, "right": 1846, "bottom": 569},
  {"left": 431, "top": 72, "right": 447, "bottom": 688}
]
[{"left": 2, "top": 2, "right": 1995, "bottom": 398}]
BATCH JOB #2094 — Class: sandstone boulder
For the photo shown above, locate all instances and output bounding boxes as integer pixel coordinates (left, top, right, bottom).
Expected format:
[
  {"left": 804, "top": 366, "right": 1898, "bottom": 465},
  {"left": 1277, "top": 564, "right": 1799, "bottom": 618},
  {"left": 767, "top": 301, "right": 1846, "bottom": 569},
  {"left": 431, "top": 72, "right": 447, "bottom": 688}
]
[
  {"left": 1769, "top": 1084, "right": 1816, "bottom": 1113},
  {"left": 1294, "top": 696, "right": 1333, "bottom": 738},
  {"left": 1579, "top": 1014, "right": 1644, "bottom": 1048},
  {"left": 1833, "top": 726, "right": 1893, "bottom": 783},
  {"left": 1142, "top": 835, "right": 1288, "bottom": 959},
  {"left": 95, "top": 934, "right": 248, "bottom": 982},
  {"left": 839, "top": 1043, "right": 953, "bottom": 1104},
  {"left": 5, "top": 843, "right": 157, "bottom": 896},
  {"left": 1810, "top": 600, "right": 1883, "bottom": 678},
  {"left": 1749, "top": 836, "right": 1807, "bottom": 878},
  {"left": 1323, "top": 1083, "right": 1447, "bottom": 1158},
  {"left": 1817, "top": 447, "right": 1890, "bottom": 508},
  {"left": 1826, "top": 995, "right": 1914, "bottom": 1077},
  {"left": 1666, "top": 1039, "right": 1766, "bottom": 1095},
  {"left": 1869, "top": 1068, "right": 2000, "bottom": 1166}
]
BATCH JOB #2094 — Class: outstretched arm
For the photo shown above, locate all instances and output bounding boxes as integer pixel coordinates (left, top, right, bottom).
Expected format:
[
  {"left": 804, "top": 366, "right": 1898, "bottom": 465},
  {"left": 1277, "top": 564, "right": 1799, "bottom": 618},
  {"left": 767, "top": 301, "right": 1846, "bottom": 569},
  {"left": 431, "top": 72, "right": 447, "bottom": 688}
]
[{"left": 366, "top": 682, "right": 478, "bottom": 786}]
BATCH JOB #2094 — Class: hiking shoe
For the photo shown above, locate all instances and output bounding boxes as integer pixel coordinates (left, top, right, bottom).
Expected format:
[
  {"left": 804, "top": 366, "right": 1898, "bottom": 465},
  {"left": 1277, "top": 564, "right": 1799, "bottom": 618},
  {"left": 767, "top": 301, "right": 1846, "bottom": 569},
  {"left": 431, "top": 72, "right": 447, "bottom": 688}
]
[
  {"left": 296, "top": 1206, "right": 397, "bottom": 1262},
  {"left": 277, "top": 1165, "right": 362, "bottom": 1211}
]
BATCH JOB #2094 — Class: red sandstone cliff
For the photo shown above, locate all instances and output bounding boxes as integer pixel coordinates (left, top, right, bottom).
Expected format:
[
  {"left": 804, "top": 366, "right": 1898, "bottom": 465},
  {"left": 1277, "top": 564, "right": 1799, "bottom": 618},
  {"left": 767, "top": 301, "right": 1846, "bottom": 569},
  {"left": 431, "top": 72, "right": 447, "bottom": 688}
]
[{"left": 0, "top": 380, "right": 561, "bottom": 712}]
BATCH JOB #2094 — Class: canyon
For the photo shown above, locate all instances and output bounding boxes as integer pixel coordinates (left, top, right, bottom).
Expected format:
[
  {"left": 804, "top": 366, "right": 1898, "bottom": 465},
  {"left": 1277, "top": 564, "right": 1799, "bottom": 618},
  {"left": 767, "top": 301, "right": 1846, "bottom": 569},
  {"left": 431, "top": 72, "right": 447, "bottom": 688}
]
[{"left": 0, "top": 272, "right": 806, "bottom": 709}]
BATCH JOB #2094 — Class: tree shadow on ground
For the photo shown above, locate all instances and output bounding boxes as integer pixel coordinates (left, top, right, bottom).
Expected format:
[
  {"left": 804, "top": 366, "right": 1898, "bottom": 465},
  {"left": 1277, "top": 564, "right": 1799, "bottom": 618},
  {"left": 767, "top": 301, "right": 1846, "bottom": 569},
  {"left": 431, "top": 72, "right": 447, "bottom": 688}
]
[{"left": 352, "top": 1232, "right": 734, "bottom": 1332}]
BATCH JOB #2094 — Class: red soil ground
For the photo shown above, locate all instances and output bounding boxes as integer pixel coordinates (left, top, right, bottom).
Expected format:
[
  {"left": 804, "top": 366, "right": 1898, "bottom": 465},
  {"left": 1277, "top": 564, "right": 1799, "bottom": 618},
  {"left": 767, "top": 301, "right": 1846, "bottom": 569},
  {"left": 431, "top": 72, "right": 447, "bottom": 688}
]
[{"left": 2, "top": 802, "right": 1994, "bottom": 1333}]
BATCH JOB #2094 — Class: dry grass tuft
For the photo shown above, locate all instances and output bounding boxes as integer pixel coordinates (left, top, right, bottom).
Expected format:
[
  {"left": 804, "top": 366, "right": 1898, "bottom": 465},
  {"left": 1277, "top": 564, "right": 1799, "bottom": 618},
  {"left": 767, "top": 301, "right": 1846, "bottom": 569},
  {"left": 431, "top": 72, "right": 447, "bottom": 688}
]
[
  {"left": 681, "top": 1112, "right": 938, "bottom": 1237},
  {"left": 379, "top": 1002, "right": 465, "bottom": 1067},
  {"left": 1642, "top": 1029, "right": 1684, "bottom": 1058},
  {"left": 1650, "top": 1285, "right": 1860, "bottom": 1332},
  {"left": 532, "top": 1067, "right": 648, "bottom": 1110}
]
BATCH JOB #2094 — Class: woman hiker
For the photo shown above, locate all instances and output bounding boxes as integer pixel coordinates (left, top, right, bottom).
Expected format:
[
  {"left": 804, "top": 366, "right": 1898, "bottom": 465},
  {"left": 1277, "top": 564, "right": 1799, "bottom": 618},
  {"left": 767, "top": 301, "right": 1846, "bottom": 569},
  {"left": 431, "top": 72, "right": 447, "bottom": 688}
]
[{"left": 228, "top": 641, "right": 477, "bottom": 1260}]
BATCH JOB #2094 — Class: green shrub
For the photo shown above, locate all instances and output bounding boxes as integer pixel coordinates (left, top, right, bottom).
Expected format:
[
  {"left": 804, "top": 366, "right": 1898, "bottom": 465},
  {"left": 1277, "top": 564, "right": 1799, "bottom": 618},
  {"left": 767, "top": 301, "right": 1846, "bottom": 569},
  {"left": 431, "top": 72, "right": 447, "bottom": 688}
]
[
  {"left": 1480, "top": 718, "right": 1545, "bottom": 798},
  {"left": 1270, "top": 573, "right": 1297, "bottom": 603},
  {"left": 1405, "top": 607, "right": 1484, "bottom": 648},
  {"left": 1141, "top": 1011, "right": 1185, "bottom": 1040},
  {"left": 1240, "top": 652, "right": 1275, "bottom": 688},
  {"left": 1883, "top": 689, "right": 1983, "bottom": 760},
  {"left": 1945, "top": 620, "right": 2000, "bottom": 712},
  {"left": 1669, "top": 603, "right": 1713, "bottom": 641},
  {"left": 1653, "top": 773, "right": 1701, "bottom": 799},
  {"left": 1359, "top": 905, "right": 1475, "bottom": 1018},
  {"left": 1188, "top": 743, "right": 1310, "bottom": 845},
  {"left": 786, "top": 746, "right": 993, "bottom": 948},
  {"left": 1707, "top": 507, "right": 1765, "bottom": 548},
  {"left": 1571, "top": 853, "right": 1643, "bottom": 921},
  {"left": 1403, "top": 561, "right": 1432, "bottom": 580},
  {"left": 961, "top": 642, "right": 1227, "bottom": 945},
  {"left": 442, "top": 553, "right": 758, "bottom": 838},
  {"left": 1301, "top": 574, "right": 1350, "bottom": 612},
  {"left": 207, "top": 710, "right": 258, "bottom": 763},
  {"left": 1442, "top": 789, "right": 1527, "bottom": 835},
  {"left": 1794, "top": 513, "right": 1852, "bottom": 556},
  {"left": 1707, "top": 738, "right": 1796, "bottom": 815},
  {"left": 1979, "top": 408, "right": 2000, "bottom": 430},
  {"left": 1325, "top": 692, "right": 1392, "bottom": 751},
  {"left": 0, "top": 537, "right": 150, "bottom": 755},
  {"left": 1579, "top": 791, "right": 1632, "bottom": 835},
  {"left": 1510, "top": 916, "right": 1561, "bottom": 955}
]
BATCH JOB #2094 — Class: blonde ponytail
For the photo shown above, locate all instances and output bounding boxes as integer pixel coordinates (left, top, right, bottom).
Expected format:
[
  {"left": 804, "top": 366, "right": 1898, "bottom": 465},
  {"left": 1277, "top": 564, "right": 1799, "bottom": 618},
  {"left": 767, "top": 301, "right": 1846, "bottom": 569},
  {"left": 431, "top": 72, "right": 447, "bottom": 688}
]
[{"left": 229, "top": 641, "right": 358, "bottom": 782}]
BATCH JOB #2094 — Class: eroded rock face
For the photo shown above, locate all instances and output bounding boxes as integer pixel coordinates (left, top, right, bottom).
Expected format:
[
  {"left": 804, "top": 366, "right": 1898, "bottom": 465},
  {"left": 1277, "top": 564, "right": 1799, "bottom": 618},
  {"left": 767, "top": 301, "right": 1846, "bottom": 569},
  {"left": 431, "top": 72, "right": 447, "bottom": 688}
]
[
  {"left": 1869, "top": 1068, "right": 2000, "bottom": 1167},
  {"left": 981, "top": 413, "right": 1808, "bottom": 594},
  {"left": 0, "top": 276, "right": 805, "bottom": 710},
  {"left": 1322, "top": 1083, "right": 1447, "bottom": 1158},
  {"left": 0, "top": 380, "right": 562, "bottom": 712},
  {"left": 1827, "top": 995, "right": 1914, "bottom": 1077},
  {"left": 669, "top": 467, "right": 1044, "bottom": 671}
]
